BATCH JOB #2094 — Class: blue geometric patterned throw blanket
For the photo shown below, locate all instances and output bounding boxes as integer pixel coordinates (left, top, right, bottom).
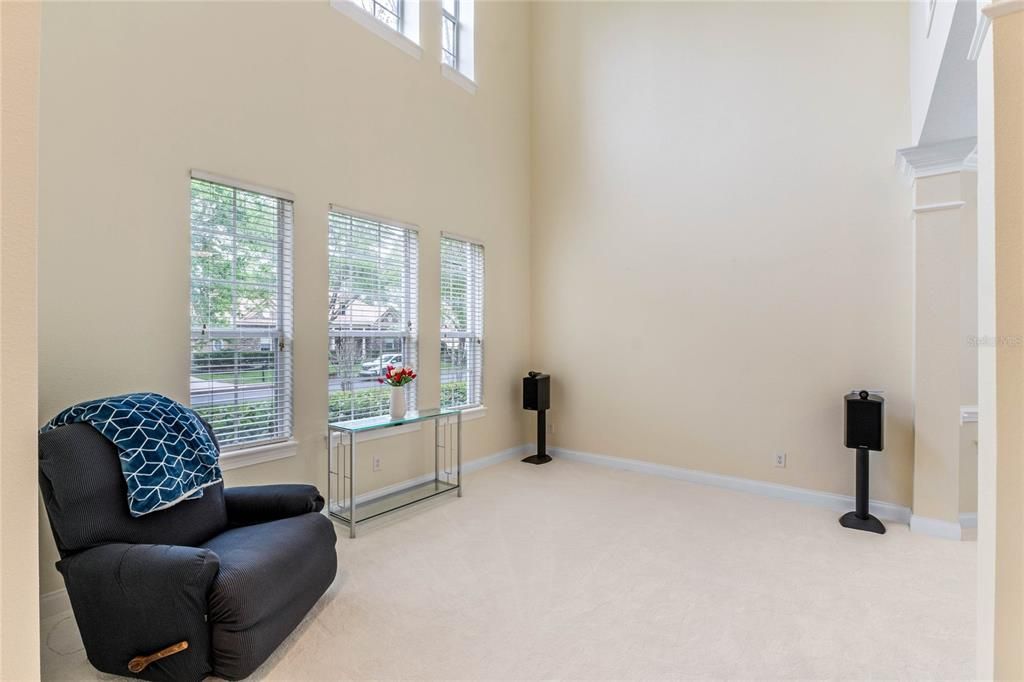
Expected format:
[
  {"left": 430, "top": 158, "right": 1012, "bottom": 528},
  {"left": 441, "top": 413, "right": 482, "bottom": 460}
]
[{"left": 41, "top": 393, "right": 222, "bottom": 518}]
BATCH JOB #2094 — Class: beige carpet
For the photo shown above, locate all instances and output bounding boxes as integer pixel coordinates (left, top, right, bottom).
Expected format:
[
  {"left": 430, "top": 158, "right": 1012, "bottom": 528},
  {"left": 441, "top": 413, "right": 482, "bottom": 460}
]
[{"left": 42, "top": 458, "right": 976, "bottom": 680}]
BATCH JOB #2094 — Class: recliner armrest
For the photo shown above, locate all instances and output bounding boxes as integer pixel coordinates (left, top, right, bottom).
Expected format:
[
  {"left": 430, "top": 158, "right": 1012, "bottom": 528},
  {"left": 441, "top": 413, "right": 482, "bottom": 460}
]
[
  {"left": 58, "top": 543, "right": 219, "bottom": 681},
  {"left": 224, "top": 484, "right": 325, "bottom": 527}
]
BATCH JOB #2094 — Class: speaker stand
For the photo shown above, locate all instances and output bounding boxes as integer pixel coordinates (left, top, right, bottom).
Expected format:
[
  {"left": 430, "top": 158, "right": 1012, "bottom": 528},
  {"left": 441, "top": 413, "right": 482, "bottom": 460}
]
[
  {"left": 522, "top": 409, "right": 552, "bottom": 465},
  {"left": 839, "top": 447, "right": 886, "bottom": 534}
]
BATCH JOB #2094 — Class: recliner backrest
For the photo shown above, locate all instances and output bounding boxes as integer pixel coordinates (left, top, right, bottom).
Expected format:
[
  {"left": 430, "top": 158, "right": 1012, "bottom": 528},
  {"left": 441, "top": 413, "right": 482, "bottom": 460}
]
[{"left": 39, "top": 422, "right": 228, "bottom": 557}]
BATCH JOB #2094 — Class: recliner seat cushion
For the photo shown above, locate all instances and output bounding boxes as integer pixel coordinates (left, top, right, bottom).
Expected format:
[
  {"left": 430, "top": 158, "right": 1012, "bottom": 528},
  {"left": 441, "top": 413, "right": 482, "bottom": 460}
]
[
  {"left": 39, "top": 423, "right": 228, "bottom": 556},
  {"left": 202, "top": 512, "right": 338, "bottom": 679}
]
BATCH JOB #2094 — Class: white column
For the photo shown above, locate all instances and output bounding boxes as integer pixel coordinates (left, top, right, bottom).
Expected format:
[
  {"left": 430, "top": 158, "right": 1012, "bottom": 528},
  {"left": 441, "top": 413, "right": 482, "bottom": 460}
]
[
  {"left": 978, "top": 1, "right": 1024, "bottom": 677},
  {"left": 911, "top": 171, "right": 971, "bottom": 538}
]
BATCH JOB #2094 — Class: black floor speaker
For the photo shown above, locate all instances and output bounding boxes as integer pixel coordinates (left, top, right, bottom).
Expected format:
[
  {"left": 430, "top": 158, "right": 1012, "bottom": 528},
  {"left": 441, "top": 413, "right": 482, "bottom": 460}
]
[
  {"left": 522, "top": 372, "right": 551, "bottom": 465},
  {"left": 840, "top": 391, "right": 886, "bottom": 534}
]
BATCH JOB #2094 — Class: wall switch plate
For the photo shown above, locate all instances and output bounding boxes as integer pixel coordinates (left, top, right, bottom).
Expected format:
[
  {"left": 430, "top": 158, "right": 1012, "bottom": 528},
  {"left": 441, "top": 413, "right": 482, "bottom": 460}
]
[
  {"left": 774, "top": 452, "right": 786, "bottom": 468},
  {"left": 372, "top": 456, "right": 382, "bottom": 472}
]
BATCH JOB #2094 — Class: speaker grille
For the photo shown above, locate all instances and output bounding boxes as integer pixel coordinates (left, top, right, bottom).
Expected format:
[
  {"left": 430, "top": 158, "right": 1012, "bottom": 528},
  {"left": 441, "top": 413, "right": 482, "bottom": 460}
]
[{"left": 845, "top": 396, "right": 883, "bottom": 451}]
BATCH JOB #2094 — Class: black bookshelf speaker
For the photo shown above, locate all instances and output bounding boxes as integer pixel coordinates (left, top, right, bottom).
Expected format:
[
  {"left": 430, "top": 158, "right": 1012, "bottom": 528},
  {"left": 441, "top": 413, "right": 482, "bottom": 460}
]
[
  {"left": 844, "top": 390, "right": 884, "bottom": 452},
  {"left": 523, "top": 372, "right": 550, "bottom": 411}
]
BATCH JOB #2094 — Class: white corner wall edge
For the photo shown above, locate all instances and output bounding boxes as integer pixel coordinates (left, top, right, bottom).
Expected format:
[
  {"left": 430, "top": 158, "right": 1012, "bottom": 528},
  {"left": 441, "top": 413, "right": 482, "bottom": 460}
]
[
  {"left": 549, "top": 446, "right": 913, "bottom": 524},
  {"left": 911, "top": 514, "right": 965, "bottom": 540},
  {"left": 39, "top": 443, "right": 530, "bottom": 620}
]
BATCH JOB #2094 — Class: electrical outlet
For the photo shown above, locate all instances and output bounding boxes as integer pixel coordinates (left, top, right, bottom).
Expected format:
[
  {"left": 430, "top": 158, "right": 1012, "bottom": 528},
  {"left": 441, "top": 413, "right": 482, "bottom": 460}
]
[
  {"left": 774, "top": 452, "right": 786, "bottom": 468},
  {"left": 547, "top": 422, "right": 554, "bottom": 434},
  {"left": 372, "top": 456, "right": 382, "bottom": 472}
]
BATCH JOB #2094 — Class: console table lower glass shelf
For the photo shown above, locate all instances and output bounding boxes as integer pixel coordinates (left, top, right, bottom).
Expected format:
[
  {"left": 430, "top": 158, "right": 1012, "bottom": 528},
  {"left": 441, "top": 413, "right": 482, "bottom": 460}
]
[{"left": 327, "top": 407, "right": 463, "bottom": 538}]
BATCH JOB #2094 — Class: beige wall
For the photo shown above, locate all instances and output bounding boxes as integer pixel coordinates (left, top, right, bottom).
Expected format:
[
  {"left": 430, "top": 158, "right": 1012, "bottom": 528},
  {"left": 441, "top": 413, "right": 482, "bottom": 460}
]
[
  {"left": 1, "top": 0, "right": 42, "bottom": 678},
  {"left": 989, "top": 7, "right": 1024, "bottom": 678},
  {"left": 530, "top": 1, "right": 914, "bottom": 505},
  {"left": 37, "top": 1, "right": 531, "bottom": 595}
]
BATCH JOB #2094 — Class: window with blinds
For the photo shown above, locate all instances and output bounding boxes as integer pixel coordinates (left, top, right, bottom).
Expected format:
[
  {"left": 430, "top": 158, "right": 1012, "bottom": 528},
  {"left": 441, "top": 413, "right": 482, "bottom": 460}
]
[
  {"left": 189, "top": 174, "right": 293, "bottom": 449},
  {"left": 328, "top": 208, "right": 419, "bottom": 422},
  {"left": 440, "top": 235, "right": 483, "bottom": 409}
]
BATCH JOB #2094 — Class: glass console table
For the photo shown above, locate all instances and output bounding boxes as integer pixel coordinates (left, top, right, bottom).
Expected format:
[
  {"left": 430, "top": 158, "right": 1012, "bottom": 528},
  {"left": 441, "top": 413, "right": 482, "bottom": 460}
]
[{"left": 327, "top": 407, "right": 463, "bottom": 538}]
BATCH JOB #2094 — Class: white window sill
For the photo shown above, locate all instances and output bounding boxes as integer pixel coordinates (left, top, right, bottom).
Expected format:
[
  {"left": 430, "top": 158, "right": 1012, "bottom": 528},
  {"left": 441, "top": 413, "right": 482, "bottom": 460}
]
[
  {"left": 220, "top": 439, "right": 298, "bottom": 471},
  {"left": 330, "top": 0, "right": 423, "bottom": 60},
  {"left": 460, "top": 405, "right": 487, "bottom": 421},
  {"left": 441, "top": 63, "right": 477, "bottom": 94}
]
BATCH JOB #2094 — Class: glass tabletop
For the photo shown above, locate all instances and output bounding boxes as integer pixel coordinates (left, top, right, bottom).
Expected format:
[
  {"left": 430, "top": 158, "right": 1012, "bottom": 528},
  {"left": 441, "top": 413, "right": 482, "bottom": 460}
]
[{"left": 328, "top": 406, "right": 464, "bottom": 433}]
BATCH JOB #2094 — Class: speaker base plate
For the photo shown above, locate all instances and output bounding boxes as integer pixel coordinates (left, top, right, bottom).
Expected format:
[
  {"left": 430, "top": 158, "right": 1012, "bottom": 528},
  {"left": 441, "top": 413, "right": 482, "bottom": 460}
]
[
  {"left": 839, "top": 511, "right": 886, "bottom": 534},
  {"left": 521, "top": 453, "right": 552, "bottom": 465}
]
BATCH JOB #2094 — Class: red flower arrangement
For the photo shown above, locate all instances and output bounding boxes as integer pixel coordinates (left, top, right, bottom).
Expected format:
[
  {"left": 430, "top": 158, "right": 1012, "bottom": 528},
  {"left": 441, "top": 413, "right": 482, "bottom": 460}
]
[{"left": 379, "top": 365, "right": 417, "bottom": 387}]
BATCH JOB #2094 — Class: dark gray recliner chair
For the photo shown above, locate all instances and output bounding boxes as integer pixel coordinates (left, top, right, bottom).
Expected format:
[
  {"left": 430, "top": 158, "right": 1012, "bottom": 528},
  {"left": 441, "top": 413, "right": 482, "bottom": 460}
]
[{"left": 38, "top": 421, "right": 338, "bottom": 681}]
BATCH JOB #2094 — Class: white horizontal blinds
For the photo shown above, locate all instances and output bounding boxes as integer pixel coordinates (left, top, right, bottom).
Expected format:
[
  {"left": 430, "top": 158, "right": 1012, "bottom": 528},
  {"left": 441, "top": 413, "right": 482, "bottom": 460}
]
[
  {"left": 328, "top": 209, "right": 418, "bottom": 422},
  {"left": 190, "top": 176, "right": 294, "bottom": 449},
  {"left": 440, "top": 236, "right": 483, "bottom": 408}
]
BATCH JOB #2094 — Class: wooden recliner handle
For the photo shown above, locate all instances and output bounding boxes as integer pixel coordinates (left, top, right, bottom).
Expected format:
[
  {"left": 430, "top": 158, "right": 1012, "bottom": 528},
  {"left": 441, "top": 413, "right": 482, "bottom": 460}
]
[{"left": 128, "top": 640, "right": 189, "bottom": 674}]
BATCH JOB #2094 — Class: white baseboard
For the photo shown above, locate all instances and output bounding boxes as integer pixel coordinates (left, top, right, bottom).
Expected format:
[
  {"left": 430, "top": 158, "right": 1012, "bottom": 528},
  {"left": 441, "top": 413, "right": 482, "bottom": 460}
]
[
  {"left": 350, "top": 443, "right": 528, "bottom": 506},
  {"left": 549, "top": 446, "right": 913, "bottom": 524},
  {"left": 41, "top": 444, "right": 530, "bottom": 620},
  {"left": 40, "top": 588, "right": 72, "bottom": 620},
  {"left": 911, "top": 514, "right": 964, "bottom": 540}
]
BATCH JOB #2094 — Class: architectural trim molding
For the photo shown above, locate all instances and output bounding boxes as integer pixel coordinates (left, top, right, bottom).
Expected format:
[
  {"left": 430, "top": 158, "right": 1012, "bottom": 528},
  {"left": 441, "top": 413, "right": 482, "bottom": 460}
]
[
  {"left": 960, "top": 512, "right": 978, "bottom": 529},
  {"left": 910, "top": 514, "right": 964, "bottom": 540},
  {"left": 441, "top": 63, "right": 478, "bottom": 94},
  {"left": 549, "top": 446, "right": 913, "bottom": 524},
  {"left": 913, "top": 200, "right": 967, "bottom": 214},
  {"left": 968, "top": 13, "right": 992, "bottom": 61},
  {"left": 896, "top": 137, "right": 979, "bottom": 178},
  {"left": 982, "top": 0, "right": 1024, "bottom": 18}
]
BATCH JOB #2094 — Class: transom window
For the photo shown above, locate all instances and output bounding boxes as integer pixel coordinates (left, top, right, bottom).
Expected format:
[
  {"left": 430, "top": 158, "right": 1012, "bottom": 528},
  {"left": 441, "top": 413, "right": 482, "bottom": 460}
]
[
  {"left": 189, "top": 173, "right": 294, "bottom": 449},
  {"left": 441, "top": 0, "right": 459, "bottom": 68},
  {"left": 358, "top": 0, "right": 402, "bottom": 32},
  {"left": 332, "top": 0, "right": 421, "bottom": 57},
  {"left": 328, "top": 208, "right": 419, "bottom": 422},
  {"left": 439, "top": 0, "right": 474, "bottom": 86},
  {"left": 440, "top": 235, "right": 484, "bottom": 409}
]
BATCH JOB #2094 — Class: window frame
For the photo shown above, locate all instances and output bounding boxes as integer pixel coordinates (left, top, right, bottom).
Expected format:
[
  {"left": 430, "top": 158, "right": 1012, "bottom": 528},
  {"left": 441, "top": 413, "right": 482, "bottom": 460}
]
[
  {"left": 331, "top": 0, "right": 422, "bottom": 59},
  {"left": 328, "top": 206, "right": 420, "bottom": 424},
  {"left": 439, "top": 0, "right": 475, "bottom": 92},
  {"left": 188, "top": 170, "right": 295, "bottom": 453},
  {"left": 440, "top": 232, "right": 484, "bottom": 410},
  {"left": 441, "top": 0, "right": 459, "bottom": 69}
]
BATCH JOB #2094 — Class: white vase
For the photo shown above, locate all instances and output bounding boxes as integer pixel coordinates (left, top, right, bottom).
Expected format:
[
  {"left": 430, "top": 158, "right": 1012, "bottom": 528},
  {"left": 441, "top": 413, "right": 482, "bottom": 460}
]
[{"left": 389, "top": 386, "right": 406, "bottom": 420}]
